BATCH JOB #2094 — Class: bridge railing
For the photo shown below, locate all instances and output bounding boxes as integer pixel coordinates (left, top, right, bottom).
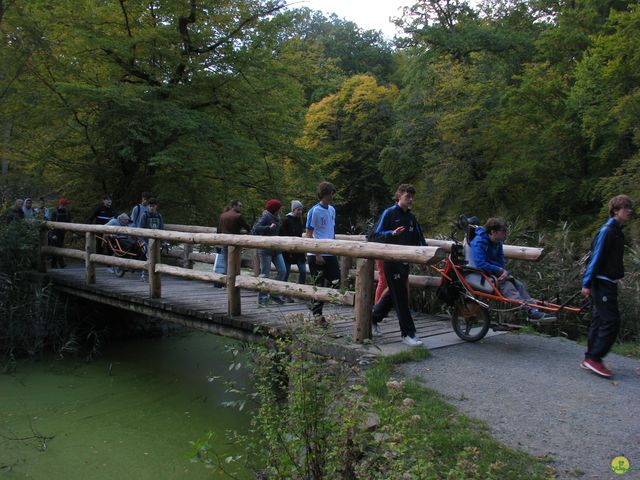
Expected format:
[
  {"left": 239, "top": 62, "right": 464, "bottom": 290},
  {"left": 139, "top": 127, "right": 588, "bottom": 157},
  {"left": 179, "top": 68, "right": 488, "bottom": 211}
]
[{"left": 40, "top": 222, "right": 445, "bottom": 342}]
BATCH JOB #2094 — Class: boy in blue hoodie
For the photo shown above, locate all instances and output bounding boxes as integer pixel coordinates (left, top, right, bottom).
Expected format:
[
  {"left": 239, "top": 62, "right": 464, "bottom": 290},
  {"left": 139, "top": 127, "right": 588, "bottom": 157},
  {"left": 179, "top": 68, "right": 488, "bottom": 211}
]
[{"left": 469, "top": 218, "right": 553, "bottom": 322}]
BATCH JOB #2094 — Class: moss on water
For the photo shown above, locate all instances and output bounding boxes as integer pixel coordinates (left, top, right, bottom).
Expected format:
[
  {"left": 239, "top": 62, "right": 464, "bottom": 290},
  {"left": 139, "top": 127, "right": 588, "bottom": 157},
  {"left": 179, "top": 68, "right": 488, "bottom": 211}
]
[{"left": 0, "top": 333, "right": 251, "bottom": 479}]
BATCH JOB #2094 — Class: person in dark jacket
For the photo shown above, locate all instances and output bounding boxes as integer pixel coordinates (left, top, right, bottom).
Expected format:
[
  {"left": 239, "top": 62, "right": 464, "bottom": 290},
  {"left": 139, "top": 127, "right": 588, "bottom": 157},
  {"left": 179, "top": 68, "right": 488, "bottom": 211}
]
[
  {"left": 580, "top": 194, "right": 633, "bottom": 378},
  {"left": 88, "top": 194, "right": 115, "bottom": 254},
  {"left": 253, "top": 199, "right": 286, "bottom": 305},
  {"left": 214, "top": 199, "right": 251, "bottom": 284},
  {"left": 4, "top": 199, "right": 24, "bottom": 224},
  {"left": 280, "top": 200, "right": 306, "bottom": 301},
  {"left": 49, "top": 197, "right": 71, "bottom": 268},
  {"left": 369, "top": 184, "right": 426, "bottom": 347}
]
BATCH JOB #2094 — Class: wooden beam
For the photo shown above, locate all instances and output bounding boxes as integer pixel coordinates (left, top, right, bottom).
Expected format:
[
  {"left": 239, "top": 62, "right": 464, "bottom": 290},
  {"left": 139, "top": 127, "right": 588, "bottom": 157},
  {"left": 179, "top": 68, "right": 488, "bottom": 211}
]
[
  {"left": 234, "top": 275, "right": 355, "bottom": 306},
  {"left": 165, "top": 224, "right": 217, "bottom": 233},
  {"left": 148, "top": 238, "right": 161, "bottom": 299},
  {"left": 353, "top": 258, "right": 374, "bottom": 342},
  {"left": 227, "top": 246, "right": 242, "bottom": 316},
  {"left": 89, "top": 253, "right": 147, "bottom": 270},
  {"left": 85, "top": 232, "right": 96, "bottom": 284},
  {"left": 340, "top": 256, "right": 351, "bottom": 288},
  {"left": 335, "top": 234, "right": 544, "bottom": 261},
  {"left": 41, "top": 246, "right": 85, "bottom": 261},
  {"left": 155, "top": 264, "right": 226, "bottom": 283},
  {"left": 43, "top": 222, "right": 444, "bottom": 264}
]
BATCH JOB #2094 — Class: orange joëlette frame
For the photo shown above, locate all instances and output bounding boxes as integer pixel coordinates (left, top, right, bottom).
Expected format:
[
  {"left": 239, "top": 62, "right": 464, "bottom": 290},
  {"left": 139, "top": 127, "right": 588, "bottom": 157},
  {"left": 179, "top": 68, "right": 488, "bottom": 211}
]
[{"left": 431, "top": 258, "right": 583, "bottom": 315}]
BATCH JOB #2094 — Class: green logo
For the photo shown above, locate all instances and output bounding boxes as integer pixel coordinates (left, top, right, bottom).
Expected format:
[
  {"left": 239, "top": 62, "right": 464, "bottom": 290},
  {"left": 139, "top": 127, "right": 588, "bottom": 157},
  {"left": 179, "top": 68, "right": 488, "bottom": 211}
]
[{"left": 611, "top": 455, "right": 630, "bottom": 475}]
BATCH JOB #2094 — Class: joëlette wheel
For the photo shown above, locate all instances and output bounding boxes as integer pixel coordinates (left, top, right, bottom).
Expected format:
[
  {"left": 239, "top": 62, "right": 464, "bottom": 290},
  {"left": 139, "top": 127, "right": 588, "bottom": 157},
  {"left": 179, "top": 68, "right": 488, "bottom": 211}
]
[{"left": 451, "top": 297, "right": 491, "bottom": 342}]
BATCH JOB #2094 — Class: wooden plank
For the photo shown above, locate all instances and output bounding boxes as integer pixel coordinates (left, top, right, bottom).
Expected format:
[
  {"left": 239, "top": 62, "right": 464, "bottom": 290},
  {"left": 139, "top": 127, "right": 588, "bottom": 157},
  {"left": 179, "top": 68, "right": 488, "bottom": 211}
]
[{"left": 235, "top": 275, "right": 355, "bottom": 306}]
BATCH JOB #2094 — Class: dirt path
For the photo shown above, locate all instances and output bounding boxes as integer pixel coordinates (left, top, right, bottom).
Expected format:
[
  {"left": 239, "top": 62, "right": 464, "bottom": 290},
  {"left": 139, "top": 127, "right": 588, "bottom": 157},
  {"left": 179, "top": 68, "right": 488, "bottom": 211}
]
[{"left": 399, "top": 334, "right": 640, "bottom": 479}]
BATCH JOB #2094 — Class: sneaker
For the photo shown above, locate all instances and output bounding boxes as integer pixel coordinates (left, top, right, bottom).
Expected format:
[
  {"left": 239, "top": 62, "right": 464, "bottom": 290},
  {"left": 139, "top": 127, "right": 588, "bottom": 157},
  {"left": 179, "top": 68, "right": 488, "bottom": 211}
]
[
  {"left": 258, "top": 297, "right": 269, "bottom": 306},
  {"left": 402, "top": 335, "right": 423, "bottom": 347},
  {"left": 271, "top": 296, "right": 285, "bottom": 305},
  {"left": 527, "top": 309, "right": 556, "bottom": 322},
  {"left": 108, "top": 267, "right": 116, "bottom": 274},
  {"left": 371, "top": 323, "right": 383, "bottom": 337},
  {"left": 284, "top": 297, "right": 295, "bottom": 304},
  {"left": 580, "top": 358, "right": 613, "bottom": 378},
  {"left": 140, "top": 272, "right": 148, "bottom": 282}
]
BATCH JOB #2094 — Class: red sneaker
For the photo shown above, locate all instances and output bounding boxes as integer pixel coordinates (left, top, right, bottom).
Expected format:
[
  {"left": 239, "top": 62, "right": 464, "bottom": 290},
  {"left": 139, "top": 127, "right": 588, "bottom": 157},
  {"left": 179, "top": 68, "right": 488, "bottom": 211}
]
[{"left": 580, "top": 358, "right": 613, "bottom": 378}]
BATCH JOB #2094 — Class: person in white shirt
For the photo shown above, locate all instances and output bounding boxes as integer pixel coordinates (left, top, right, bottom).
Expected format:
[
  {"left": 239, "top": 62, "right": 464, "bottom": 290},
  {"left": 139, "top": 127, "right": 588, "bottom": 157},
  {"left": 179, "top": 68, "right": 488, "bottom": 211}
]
[{"left": 305, "top": 182, "right": 340, "bottom": 322}]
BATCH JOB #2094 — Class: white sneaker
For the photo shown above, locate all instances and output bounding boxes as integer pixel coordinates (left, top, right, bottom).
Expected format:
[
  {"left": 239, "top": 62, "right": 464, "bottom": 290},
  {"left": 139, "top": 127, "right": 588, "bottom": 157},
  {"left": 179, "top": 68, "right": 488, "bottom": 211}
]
[
  {"left": 402, "top": 335, "right": 423, "bottom": 347},
  {"left": 108, "top": 267, "right": 115, "bottom": 274},
  {"left": 372, "top": 324, "right": 383, "bottom": 337}
]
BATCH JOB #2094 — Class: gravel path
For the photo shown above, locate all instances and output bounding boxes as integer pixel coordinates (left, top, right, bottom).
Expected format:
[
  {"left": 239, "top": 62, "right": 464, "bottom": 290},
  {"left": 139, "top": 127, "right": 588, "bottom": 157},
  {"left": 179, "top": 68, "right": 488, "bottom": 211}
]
[{"left": 399, "top": 334, "right": 640, "bottom": 479}]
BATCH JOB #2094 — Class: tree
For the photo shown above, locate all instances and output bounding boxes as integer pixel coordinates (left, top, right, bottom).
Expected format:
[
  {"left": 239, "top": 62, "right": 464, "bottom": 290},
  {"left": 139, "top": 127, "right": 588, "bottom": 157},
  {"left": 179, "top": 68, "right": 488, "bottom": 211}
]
[{"left": 299, "top": 75, "right": 398, "bottom": 228}]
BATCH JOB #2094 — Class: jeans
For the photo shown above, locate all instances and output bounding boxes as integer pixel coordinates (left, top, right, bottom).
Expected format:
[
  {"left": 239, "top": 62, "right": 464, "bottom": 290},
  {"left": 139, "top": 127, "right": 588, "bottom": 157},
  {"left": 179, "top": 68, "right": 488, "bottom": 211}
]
[
  {"left": 258, "top": 249, "right": 286, "bottom": 302},
  {"left": 213, "top": 247, "right": 227, "bottom": 287},
  {"left": 499, "top": 277, "right": 533, "bottom": 301},
  {"left": 284, "top": 260, "right": 307, "bottom": 286},
  {"left": 308, "top": 255, "right": 340, "bottom": 315}
]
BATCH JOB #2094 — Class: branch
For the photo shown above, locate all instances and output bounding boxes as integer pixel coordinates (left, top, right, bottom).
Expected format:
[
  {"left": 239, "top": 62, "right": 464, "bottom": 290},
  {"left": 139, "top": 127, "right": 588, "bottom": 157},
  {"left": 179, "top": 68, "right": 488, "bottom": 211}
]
[
  {"left": 192, "top": 3, "right": 286, "bottom": 55},
  {"left": 101, "top": 48, "right": 161, "bottom": 86}
]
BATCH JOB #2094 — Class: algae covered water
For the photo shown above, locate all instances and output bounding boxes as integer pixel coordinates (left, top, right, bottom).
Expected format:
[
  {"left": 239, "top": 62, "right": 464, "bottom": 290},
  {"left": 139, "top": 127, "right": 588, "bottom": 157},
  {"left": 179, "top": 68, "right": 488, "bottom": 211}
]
[{"left": 1, "top": 333, "right": 251, "bottom": 479}]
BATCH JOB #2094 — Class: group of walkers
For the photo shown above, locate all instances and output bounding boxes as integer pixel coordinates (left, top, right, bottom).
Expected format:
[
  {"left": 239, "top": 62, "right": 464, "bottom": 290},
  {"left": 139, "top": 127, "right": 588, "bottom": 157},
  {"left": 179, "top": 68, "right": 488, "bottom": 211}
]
[
  {"left": 224, "top": 181, "right": 428, "bottom": 347},
  {"left": 4, "top": 185, "right": 634, "bottom": 365},
  {"left": 3, "top": 192, "right": 164, "bottom": 278}
]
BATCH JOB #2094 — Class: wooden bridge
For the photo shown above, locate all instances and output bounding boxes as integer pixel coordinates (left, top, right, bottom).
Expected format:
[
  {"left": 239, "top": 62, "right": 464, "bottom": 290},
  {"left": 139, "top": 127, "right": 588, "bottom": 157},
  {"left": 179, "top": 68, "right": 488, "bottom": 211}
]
[{"left": 40, "top": 222, "right": 543, "bottom": 361}]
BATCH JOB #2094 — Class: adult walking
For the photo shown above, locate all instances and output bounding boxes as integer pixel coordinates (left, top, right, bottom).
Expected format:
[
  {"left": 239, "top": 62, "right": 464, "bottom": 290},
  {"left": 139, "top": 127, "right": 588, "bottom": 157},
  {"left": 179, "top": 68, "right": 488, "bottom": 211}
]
[
  {"left": 369, "top": 184, "right": 426, "bottom": 347},
  {"left": 215, "top": 200, "right": 251, "bottom": 285},
  {"left": 253, "top": 199, "right": 286, "bottom": 305},
  {"left": 88, "top": 194, "right": 115, "bottom": 254},
  {"left": 306, "top": 182, "right": 340, "bottom": 323},
  {"left": 280, "top": 200, "right": 307, "bottom": 302},
  {"left": 580, "top": 194, "right": 634, "bottom": 378}
]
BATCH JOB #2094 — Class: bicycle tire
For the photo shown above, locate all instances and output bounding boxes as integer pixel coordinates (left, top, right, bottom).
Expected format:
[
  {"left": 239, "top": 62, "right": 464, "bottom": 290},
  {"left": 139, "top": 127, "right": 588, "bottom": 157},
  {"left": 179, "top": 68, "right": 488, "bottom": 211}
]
[{"left": 451, "top": 297, "right": 491, "bottom": 342}]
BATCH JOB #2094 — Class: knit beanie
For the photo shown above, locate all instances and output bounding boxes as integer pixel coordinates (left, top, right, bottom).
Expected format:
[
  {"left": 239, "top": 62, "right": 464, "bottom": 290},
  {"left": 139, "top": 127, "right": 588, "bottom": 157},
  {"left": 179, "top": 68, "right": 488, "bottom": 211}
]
[
  {"left": 265, "top": 199, "right": 282, "bottom": 214},
  {"left": 291, "top": 200, "right": 303, "bottom": 211}
]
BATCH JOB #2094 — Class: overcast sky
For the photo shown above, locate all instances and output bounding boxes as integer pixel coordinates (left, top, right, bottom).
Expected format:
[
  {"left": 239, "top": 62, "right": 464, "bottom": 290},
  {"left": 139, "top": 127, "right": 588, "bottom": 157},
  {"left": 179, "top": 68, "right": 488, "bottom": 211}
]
[{"left": 294, "top": 0, "right": 414, "bottom": 38}]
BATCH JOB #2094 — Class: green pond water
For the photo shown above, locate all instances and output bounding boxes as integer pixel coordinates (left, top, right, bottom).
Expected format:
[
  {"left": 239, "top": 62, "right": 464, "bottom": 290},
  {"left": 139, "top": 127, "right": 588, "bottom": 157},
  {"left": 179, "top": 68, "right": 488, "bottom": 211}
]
[{"left": 1, "top": 333, "right": 252, "bottom": 479}]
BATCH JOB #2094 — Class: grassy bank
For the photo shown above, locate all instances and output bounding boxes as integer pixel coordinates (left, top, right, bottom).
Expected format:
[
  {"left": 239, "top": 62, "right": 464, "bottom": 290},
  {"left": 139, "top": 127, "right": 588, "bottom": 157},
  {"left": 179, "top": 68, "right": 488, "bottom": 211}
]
[
  {"left": 196, "top": 335, "right": 554, "bottom": 479},
  {"left": 362, "top": 348, "right": 554, "bottom": 480}
]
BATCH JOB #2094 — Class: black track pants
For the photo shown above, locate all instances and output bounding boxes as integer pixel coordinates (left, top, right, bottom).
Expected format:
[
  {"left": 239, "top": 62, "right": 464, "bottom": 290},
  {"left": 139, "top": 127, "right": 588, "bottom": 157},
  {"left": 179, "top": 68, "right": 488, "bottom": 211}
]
[{"left": 372, "top": 262, "right": 416, "bottom": 338}]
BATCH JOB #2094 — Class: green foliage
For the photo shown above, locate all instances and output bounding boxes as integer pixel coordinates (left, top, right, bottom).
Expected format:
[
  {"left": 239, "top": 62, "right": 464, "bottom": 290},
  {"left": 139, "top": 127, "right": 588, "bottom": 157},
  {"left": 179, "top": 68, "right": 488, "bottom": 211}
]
[
  {"left": 194, "top": 326, "right": 554, "bottom": 479},
  {"left": 0, "top": 219, "right": 39, "bottom": 274},
  {"left": 300, "top": 74, "right": 398, "bottom": 227}
]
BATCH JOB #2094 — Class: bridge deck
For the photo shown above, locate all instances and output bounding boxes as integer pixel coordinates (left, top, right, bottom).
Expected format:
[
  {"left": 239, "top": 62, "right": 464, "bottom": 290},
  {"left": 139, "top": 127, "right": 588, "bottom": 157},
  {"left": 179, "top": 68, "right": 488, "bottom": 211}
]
[{"left": 46, "top": 265, "right": 468, "bottom": 361}]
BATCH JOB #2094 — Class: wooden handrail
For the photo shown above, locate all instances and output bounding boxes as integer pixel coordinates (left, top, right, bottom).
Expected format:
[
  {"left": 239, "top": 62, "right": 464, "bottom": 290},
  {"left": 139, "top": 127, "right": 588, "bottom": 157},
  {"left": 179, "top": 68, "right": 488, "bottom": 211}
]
[{"left": 43, "top": 222, "right": 444, "bottom": 264}]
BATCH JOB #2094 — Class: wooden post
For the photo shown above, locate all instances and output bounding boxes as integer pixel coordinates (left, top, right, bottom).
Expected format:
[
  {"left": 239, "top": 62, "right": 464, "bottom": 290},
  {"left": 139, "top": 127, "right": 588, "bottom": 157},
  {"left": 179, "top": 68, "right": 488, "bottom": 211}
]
[
  {"left": 252, "top": 249, "right": 260, "bottom": 276},
  {"left": 85, "top": 232, "right": 96, "bottom": 284},
  {"left": 38, "top": 226, "right": 48, "bottom": 273},
  {"left": 148, "top": 238, "right": 161, "bottom": 298},
  {"left": 340, "top": 256, "right": 351, "bottom": 288},
  {"left": 353, "top": 258, "right": 374, "bottom": 343},
  {"left": 181, "top": 243, "right": 194, "bottom": 269},
  {"left": 228, "top": 245, "right": 242, "bottom": 316}
]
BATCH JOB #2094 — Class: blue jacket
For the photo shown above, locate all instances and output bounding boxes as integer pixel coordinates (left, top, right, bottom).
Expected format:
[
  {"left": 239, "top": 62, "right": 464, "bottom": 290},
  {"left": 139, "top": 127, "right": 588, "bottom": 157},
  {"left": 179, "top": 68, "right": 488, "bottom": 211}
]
[
  {"left": 470, "top": 227, "right": 504, "bottom": 275},
  {"left": 369, "top": 204, "right": 426, "bottom": 247},
  {"left": 582, "top": 217, "right": 625, "bottom": 288}
]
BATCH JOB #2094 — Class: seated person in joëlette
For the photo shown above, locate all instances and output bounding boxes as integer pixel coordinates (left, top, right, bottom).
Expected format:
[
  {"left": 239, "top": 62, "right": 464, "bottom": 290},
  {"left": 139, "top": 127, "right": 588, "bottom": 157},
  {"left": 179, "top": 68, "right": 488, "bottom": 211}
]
[
  {"left": 105, "top": 213, "right": 143, "bottom": 257},
  {"left": 468, "top": 217, "right": 555, "bottom": 322}
]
